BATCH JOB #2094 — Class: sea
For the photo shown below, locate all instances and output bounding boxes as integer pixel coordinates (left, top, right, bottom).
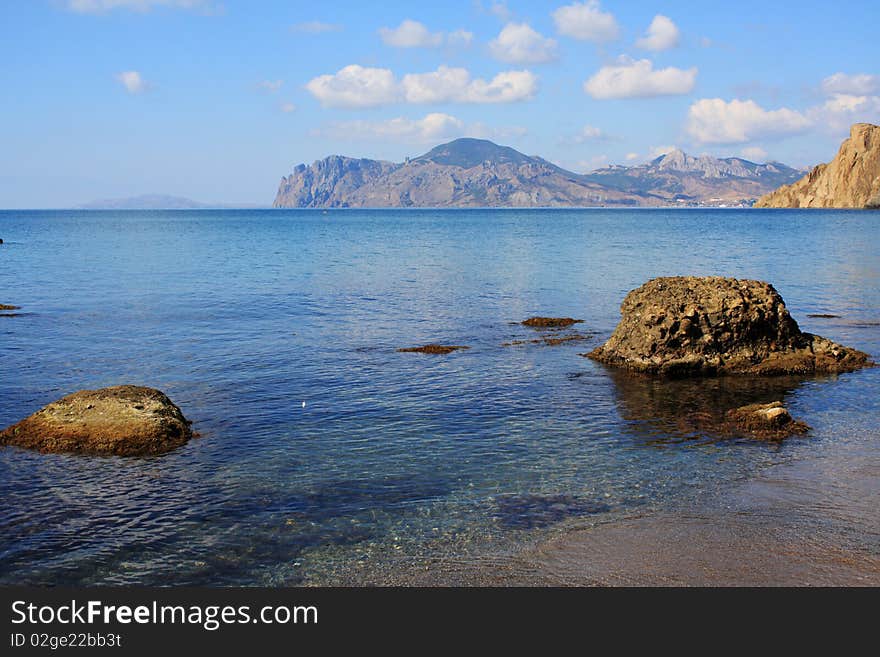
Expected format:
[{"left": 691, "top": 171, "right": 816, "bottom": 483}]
[{"left": 0, "top": 208, "right": 877, "bottom": 585}]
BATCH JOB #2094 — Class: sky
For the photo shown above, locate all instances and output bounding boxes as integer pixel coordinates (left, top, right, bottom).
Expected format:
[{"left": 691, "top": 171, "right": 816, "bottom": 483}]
[{"left": 1, "top": 0, "right": 879, "bottom": 207}]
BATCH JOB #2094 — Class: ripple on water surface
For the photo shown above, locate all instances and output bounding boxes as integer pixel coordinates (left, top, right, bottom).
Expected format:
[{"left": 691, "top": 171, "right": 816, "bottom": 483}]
[{"left": 0, "top": 208, "right": 877, "bottom": 585}]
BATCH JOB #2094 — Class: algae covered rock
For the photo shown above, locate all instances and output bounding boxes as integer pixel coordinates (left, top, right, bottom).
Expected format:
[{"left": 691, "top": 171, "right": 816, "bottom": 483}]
[
  {"left": 587, "top": 276, "right": 871, "bottom": 376},
  {"left": 0, "top": 385, "right": 193, "bottom": 456},
  {"left": 725, "top": 401, "right": 810, "bottom": 440}
]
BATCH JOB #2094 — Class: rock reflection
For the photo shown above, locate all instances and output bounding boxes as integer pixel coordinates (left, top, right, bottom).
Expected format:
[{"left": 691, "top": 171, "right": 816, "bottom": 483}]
[{"left": 602, "top": 367, "right": 826, "bottom": 445}]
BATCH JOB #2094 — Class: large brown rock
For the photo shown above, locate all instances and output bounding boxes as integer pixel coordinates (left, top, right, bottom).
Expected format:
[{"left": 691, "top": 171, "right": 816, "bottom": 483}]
[
  {"left": 0, "top": 385, "right": 193, "bottom": 456},
  {"left": 587, "top": 276, "right": 872, "bottom": 376},
  {"left": 755, "top": 123, "right": 880, "bottom": 208}
]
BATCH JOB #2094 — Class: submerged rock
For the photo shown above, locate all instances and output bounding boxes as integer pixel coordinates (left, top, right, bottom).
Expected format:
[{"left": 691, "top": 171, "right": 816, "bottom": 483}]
[
  {"left": 502, "top": 333, "right": 592, "bottom": 347},
  {"left": 0, "top": 304, "right": 20, "bottom": 311},
  {"left": 725, "top": 402, "right": 810, "bottom": 440},
  {"left": 522, "top": 317, "right": 583, "bottom": 328},
  {"left": 397, "top": 344, "right": 469, "bottom": 355},
  {"left": 587, "top": 276, "right": 872, "bottom": 376},
  {"left": 0, "top": 385, "right": 193, "bottom": 456}
]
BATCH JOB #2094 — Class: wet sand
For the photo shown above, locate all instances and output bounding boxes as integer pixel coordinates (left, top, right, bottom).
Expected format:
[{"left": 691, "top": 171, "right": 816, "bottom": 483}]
[{"left": 333, "top": 436, "right": 880, "bottom": 586}]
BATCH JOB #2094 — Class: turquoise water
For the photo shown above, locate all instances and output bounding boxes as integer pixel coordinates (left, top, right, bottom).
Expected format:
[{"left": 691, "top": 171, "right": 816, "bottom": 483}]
[{"left": 0, "top": 208, "right": 878, "bottom": 585}]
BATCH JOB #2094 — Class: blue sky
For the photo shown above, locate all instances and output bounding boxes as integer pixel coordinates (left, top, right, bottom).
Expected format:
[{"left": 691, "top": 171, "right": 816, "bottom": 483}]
[{"left": 1, "top": 0, "right": 878, "bottom": 207}]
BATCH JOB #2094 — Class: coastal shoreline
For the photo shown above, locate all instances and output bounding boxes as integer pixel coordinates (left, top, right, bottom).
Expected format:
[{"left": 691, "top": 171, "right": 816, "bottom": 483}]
[{"left": 325, "top": 434, "right": 880, "bottom": 586}]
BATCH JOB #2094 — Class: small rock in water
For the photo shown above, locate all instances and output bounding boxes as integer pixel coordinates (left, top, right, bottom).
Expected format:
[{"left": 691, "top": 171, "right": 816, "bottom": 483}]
[
  {"left": 725, "top": 401, "right": 810, "bottom": 440},
  {"left": 522, "top": 317, "right": 583, "bottom": 328},
  {"left": 0, "top": 304, "right": 20, "bottom": 311},
  {"left": 0, "top": 385, "right": 193, "bottom": 456},
  {"left": 397, "top": 344, "right": 470, "bottom": 355}
]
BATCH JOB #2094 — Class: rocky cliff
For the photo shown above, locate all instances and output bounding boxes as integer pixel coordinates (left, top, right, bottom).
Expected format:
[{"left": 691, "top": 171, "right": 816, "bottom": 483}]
[
  {"left": 755, "top": 123, "right": 880, "bottom": 208},
  {"left": 273, "top": 138, "right": 802, "bottom": 208}
]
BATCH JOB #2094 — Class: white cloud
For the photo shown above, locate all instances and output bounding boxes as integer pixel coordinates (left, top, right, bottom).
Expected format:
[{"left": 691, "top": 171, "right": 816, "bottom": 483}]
[
  {"left": 379, "top": 19, "right": 444, "bottom": 48},
  {"left": 625, "top": 152, "right": 639, "bottom": 161},
  {"left": 315, "top": 113, "right": 526, "bottom": 143},
  {"left": 488, "top": 2, "right": 511, "bottom": 21},
  {"left": 116, "top": 70, "right": 147, "bottom": 94},
  {"left": 280, "top": 102, "right": 297, "bottom": 113},
  {"left": 258, "top": 80, "right": 283, "bottom": 93},
  {"left": 317, "top": 113, "right": 465, "bottom": 142},
  {"left": 447, "top": 29, "right": 475, "bottom": 48},
  {"left": 291, "top": 21, "right": 342, "bottom": 34},
  {"left": 402, "top": 66, "right": 538, "bottom": 104},
  {"left": 467, "top": 123, "right": 528, "bottom": 140},
  {"left": 378, "top": 20, "right": 473, "bottom": 49},
  {"left": 552, "top": 1, "right": 619, "bottom": 43},
  {"left": 809, "top": 93, "right": 880, "bottom": 133},
  {"left": 740, "top": 146, "right": 768, "bottom": 161},
  {"left": 635, "top": 15, "right": 680, "bottom": 51},
  {"left": 584, "top": 57, "right": 696, "bottom": 99},
  {"left": 686, "top": 98, "right": 811, "bottom": 144},
  {"left": 306, "top": 65, "right": 538, "bottom": 108},
  {"left": 68, "top": 0, "right": 214, "bottom": 13},
  {"left": 571, "top": 125, "right": 607, "bottom": 142},
  {"left": 820, "top": 72, "right": 880, "bottom": 96},
  {"left": 306, "top": 65, "right": 400, "bottom": 108},
  {"left": 489, "top": 23, "right": 558, "bottom": 64}
]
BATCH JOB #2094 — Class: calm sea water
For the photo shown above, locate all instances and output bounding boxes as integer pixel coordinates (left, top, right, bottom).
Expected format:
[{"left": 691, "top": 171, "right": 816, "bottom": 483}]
[{"left": 0, "top": 208, "right": 878, "bottom": 585}]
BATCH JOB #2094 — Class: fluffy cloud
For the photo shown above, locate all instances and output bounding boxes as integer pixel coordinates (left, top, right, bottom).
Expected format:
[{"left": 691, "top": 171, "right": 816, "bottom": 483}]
[
  {"left": 635, "top": 15, "right": 680, "bottom": 51},
  {"left": 552, "top": 1, "right": 619, "bottom": 43},
  {"left": 291, "top": 21, "right": 342, "bottom": 34},
  {"left": 314, "top": 113, "right": 526, "bottom": 143},
  {"left": 447, "top": 29, "right": 475, "bottom": 48},
  {"left": 116, "top": 70, "right": 147, "bottom": 94},
  {"left": 317, "top": 113, "right": 465, "bottom": 141},
  {"left": 810, "top": 93, "right": 880, "bottom": 133},
  {"left": 306, "top": 65, "right": 537, "bottom": 108},
  {"left": 570, "top": 125, "right": 608, "bottom": 142},
  {"left": 489, "top": 23, "right": 558, "bottom": 64},
  {"left": 584, "top": 57, "right": 696, "bottom": 99},
  {"left": 740, "top": 146, "right": 768, "bottom": 162},
  {"left": 68, "top": 0, "right": 213, "bottom": 12},
  {"left": 402, "top": 66, "right": 538, "bottom": 103},
  {"left": 820, "top": 72, "right": 880, "bottom": 96},
  {"left": 686, "top": 98, "right": 811, "bottom": 144},
  {"left": 378, "top": 20, "right": 472, "bottom": 49},
  {"left": 487, "top": 2, "right": 511, "bottom": 21},
  {"left": 305, "top": 65, "right": 400, "bottom": 108},
  {"left": 379, "top": 19, "right": 444, "bottom": 48}
]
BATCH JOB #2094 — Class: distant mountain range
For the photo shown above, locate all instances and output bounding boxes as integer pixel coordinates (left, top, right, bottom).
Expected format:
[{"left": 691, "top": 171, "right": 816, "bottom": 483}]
[
  {"left": 273, "top": 138, "right": 804, "bottom": 208},
  {"left": 77, "top": 194, "right": 263, "bottom": 210}
]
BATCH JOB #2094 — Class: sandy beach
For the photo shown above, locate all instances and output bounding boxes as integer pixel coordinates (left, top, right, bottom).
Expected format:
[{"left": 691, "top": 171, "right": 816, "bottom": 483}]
[{"left": 337, "top": 430, "right": 880, "bottom": 586}]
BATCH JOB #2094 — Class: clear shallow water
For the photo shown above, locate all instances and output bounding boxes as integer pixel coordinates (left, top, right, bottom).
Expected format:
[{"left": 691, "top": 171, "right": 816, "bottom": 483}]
[{"left": 0, "top": 208, "right": 877, "bottom": 585}]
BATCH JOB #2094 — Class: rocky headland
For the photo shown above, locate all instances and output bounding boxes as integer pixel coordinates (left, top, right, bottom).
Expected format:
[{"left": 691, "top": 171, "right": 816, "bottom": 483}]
[
  {"left": 0, "top": 385, "right": 193, "bottom": 456},
  {"left": 587, "top": 276, "right": 872, "bottom": 376},
  {"left": 756, "top": 123, "right": 880, "bottom": 208},
  {"left": 274, "top": 138, "right": 801, "bottom": 208}
]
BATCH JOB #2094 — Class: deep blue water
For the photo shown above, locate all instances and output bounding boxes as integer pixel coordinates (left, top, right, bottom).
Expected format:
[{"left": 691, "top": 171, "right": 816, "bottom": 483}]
[{"left": 0, "top": 208, "right": 878, "bottom": 585}]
